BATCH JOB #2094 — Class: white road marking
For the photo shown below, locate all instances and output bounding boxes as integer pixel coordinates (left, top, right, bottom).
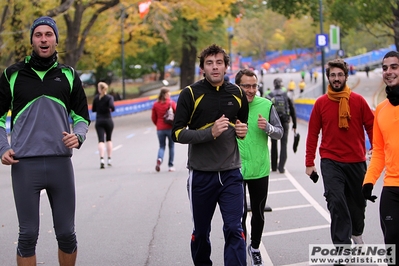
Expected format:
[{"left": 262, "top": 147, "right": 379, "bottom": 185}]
[
  {"left": 256, "top": 169, "right": 331, "bottom": 265},
  {"left": 262, "top": 224, "right": 330, "bottom": 237}
]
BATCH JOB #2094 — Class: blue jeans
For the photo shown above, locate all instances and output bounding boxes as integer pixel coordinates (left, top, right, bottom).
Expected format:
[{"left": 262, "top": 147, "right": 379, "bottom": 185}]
[{"left": 157, "top": 129, "right": 174, "bottom": 167}]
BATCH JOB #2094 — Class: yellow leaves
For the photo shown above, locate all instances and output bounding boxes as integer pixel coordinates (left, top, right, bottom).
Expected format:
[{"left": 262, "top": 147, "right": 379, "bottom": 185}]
[{"left": 163, "top": 0, "right": 236, "bottom": 29}]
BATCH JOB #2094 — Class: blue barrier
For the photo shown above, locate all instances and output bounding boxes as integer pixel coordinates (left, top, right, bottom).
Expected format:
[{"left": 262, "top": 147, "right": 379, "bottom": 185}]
[{"left": 5, "top": 94, "right": 181, "bottom": 133}]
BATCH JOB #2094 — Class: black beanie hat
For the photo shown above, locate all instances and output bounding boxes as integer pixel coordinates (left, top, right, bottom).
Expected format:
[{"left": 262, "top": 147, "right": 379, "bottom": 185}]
[{"left": 30, "top": 16, "right": 59, "bottom": 44}]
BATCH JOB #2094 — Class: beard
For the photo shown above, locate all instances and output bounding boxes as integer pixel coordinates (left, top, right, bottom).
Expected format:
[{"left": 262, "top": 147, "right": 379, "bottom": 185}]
[{"left": 329, "top": 79, "right": 346, "bottom": 92}]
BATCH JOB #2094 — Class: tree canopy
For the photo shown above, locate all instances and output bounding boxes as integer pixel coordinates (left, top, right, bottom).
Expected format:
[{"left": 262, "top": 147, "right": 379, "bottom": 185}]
[{"left": 0, "top": 0, "right": 395, "bottom": 87}]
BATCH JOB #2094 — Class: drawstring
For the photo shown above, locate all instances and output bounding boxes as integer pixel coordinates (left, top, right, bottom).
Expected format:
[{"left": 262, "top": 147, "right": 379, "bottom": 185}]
[{"left": 218, "top": 171, "right": 224, "bottom": 186}]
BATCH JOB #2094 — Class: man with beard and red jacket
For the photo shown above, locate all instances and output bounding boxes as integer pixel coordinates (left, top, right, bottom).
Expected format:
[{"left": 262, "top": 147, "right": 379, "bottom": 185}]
[{"left": 305, "top": 59, "right": 374, "bottom": 248}]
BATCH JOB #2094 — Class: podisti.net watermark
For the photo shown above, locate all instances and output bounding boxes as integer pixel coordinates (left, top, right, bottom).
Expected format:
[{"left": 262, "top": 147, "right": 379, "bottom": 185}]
[{"left": 309, "top": 244, "right": 396, "bottom": 265}]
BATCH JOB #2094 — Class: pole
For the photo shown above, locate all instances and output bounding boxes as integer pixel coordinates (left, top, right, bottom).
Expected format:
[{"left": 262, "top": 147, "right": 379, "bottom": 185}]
[
  {"left": 121, "top": 7, "right": 126, "bottom": 100},
  {"left": 319, "top": 0, "right": 326, "bottom": 94},
  {"left": 227, "top": 27, "right": 233, "bottom": 73},
  {"left": 228, "top": 34, "right": 232, "bottom": 73}
]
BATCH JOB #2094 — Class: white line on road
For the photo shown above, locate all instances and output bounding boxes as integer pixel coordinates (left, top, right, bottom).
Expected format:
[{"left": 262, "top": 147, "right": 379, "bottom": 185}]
[
  {"left": 269, "top": 189, "right": 298, "bottom": 194},
  {"left": 285, "top": 169, "right": 330, "bottom": 223},
  {"left": 270, "top": 177, "right": 289, "bottom": 182},
  {"left": 262, "top": 224, "right": 330, "bottom": 237},
  {"left": 258, "top": 169, "right": 331, "bottom": 265},
  {"left": 271, "top": 204, "right": 313, "bottom": 211},
  {"left": 126, "top": 133, "right": 135, "bottom": 138},
  {"left": 113, "top": 145, "right": 122, "bottom": 151}
]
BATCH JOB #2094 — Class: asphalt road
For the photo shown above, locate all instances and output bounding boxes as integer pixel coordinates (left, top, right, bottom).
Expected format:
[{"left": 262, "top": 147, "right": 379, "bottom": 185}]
[{"left": 0, "top": 71, "right": 388, "bottom": 266}]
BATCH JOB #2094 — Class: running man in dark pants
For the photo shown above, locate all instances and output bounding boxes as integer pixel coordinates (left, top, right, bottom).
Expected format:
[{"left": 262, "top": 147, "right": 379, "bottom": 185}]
[
  {"left": 0, "top": 16, "right": 90, "bottom": 266},
  {"left": 363, "top": 51, "right": 399, "bottom": 266},
  {"left": 235, "top": 69, "right": 283, "bottom": 266},
  {"left": 172, "top": 44, "right": 249, "bottom": 266},
  {"left": 305, "top": 59, "right": 373, "bottom": 246}
]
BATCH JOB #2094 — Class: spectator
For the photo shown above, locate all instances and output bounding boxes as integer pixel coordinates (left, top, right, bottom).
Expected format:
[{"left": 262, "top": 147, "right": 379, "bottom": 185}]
[
  {"left": 305, "top": 58, "right": 374, "bottom": 246},
  {"left": 365, "top": 65, "right": 370, "bottom": 78},
  {"left": 172, "top": 44, "right": 249, "bottom": 265},
  {"left": 0, "top": 16, "right": 90, "bottom": 265},
  {"left": 151, "top": 87, "right": 176, "bottom": 172}
]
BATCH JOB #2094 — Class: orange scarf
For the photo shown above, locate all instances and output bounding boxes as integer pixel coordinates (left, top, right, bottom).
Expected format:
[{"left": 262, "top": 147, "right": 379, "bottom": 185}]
[{"left": 327, "top": 84, "right": 351, "bottom": 129}]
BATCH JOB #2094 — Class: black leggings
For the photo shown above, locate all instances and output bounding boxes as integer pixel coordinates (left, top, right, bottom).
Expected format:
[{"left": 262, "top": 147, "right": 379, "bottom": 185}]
[
  {"left": 95, "top": 118, "right": 114, "bottom": 142},
  {"left": 380, "top": 187, "right": 399, "bottom": 266},
  {"left": 242, "top": 176, "right": 269, "bottom": 249},
  {"left": 11, "top": 157, "right": 77, "bottom": 257}
]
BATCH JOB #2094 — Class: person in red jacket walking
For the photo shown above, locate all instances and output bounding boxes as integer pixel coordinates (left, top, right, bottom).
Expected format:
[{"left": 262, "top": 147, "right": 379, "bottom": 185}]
[{"left": 151, "top": 87, "right": 176, "bottom": 172}]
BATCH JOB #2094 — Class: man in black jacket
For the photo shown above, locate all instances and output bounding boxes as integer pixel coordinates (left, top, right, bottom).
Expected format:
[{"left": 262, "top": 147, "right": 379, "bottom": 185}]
[
  {"left": 172, "top": 44, "right": 249, "bottom": 266},
  {"left": 0, "top": 16, "right": 90, "bottom": 266}
]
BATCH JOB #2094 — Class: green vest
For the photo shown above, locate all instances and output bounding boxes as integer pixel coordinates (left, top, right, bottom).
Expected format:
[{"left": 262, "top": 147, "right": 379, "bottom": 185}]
[{"left": 238, "top": 96, "right": 272, "bottom": 180}]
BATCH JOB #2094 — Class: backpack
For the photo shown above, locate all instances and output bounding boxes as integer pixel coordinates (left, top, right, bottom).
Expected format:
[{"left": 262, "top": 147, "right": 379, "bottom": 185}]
[
  {"left": 163, "top": 103, "right": 174, "bottom": 125},
  {"left": 271, "top": 93, "right": 290, "bottom": 123}
]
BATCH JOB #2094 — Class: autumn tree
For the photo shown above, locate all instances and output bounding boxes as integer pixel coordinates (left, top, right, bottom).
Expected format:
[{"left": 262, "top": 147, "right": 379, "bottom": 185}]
[
  {"left": 0, "top": 0, "right": 119, "bottom": 69},
  {"left": 267, "top": 0, "right": 399, "bottom": 51},
  {"left": 153, "top": 0, "right": 236, "bottom": 89}
]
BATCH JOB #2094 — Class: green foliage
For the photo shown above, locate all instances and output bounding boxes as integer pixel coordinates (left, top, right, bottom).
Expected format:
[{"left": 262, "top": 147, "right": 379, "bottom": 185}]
[
  {"left": 266, "top": 0, "right": 319, "bottom": 20},
  {"left": 266, "top": 0, "right": 399, "bottom": 51}
]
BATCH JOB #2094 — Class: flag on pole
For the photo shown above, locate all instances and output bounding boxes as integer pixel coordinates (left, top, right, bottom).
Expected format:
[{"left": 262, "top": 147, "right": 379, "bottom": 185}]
[{"left": 139, "top": 1, "right": 152, "bottom": 19}]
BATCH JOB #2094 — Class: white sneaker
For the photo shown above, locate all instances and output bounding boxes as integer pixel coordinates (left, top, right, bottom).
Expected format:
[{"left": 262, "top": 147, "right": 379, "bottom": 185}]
[
  {"left": 168, "top": 167, "right": 175, "bottom": 172},
  {"left": 248, "top": 245, "right": 263, "bottom": 266},
  {"left": 351, "top": 235, "right": 364, "bottom": 244}
]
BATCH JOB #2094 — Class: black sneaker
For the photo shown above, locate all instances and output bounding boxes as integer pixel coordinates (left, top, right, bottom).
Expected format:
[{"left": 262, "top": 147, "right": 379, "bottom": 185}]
[
  {"left": 100, "top": 163, "right": 105, "bottom": 169},
  {"left": 248, "top": 245, "right": 263, "bottom": 266}
]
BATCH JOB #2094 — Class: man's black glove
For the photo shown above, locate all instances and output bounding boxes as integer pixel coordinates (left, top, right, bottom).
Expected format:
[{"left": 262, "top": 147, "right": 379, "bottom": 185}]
[
  {"left": 310, "top": 171, "right": 319, "bottom": 183},
  {"left": 362, "top": 183, "right": 377, "bottom": 202}
]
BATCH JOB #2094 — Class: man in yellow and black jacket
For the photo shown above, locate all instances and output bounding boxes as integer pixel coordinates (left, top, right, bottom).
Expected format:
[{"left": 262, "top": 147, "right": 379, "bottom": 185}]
[{"left": 172, "top": 44, "right": 248, "bottom": 266}]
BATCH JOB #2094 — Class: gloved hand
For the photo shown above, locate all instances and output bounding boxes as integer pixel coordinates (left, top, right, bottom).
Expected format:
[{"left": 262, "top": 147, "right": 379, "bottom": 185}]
[
  {"left": 310, "top": 171, "right": 319, "bottom": 183},
  {"left": 362, "top": 183, "right": 377, "bottom": 202}
]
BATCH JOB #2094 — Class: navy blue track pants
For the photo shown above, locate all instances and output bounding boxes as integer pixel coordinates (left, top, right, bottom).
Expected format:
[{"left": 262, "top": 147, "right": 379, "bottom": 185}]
[{"left": 187, "top": 168, "right": 246, "bottom": 266}]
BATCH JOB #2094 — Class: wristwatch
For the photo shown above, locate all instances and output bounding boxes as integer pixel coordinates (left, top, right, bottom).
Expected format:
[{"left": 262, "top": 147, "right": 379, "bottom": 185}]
[{"left": 75, "top": 134, "right": 84, "bottom": 148}]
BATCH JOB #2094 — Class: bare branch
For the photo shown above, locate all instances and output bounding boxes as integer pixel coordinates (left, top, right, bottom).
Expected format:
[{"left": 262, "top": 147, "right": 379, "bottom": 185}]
[{"left": 46, "top": 0, "right": 75, "bottom": 17}]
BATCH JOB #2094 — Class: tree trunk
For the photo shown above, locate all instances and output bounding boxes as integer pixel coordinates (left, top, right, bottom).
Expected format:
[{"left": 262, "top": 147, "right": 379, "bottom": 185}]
[
  {"left": 11, "top": 3, "right": 27, "bottom": 62},
  {"left": 57, "top": 0, "right": 119, "bottom": 68},
  {"left": 180, "top": 20, "right": 198, "bottom": 90},
  {"left": 394, "top": 18, "right": 399, "bottom": 52}
]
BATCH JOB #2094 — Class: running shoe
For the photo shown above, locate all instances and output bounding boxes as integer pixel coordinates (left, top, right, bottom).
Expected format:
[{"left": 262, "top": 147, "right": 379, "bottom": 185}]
[
  {"left": 155, "top": 158, "right": 162, "bottom": 172},
  {"left": 248, "top": 245, "right": 263, "bottom": 266}
]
